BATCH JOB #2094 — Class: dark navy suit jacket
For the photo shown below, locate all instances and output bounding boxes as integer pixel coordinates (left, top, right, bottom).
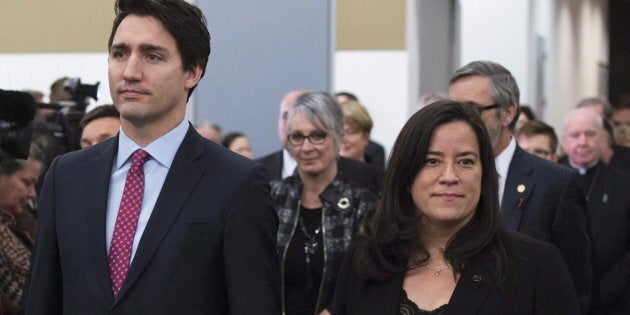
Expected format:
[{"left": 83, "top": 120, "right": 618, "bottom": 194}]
[
  {"left": 501, "top": 146, "right": 592, "bottom": 313},
  {"left": 25, "top": 126, "right": 281, "bottom": 315}
]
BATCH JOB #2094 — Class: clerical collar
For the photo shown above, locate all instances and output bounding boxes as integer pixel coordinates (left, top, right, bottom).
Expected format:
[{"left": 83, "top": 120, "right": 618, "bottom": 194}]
[{"left": 569, "top": 159, "right": 599, "bottom": 175}]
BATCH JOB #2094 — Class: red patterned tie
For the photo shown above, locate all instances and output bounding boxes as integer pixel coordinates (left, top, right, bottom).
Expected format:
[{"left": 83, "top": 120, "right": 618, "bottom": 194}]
[{"left": 108, "top": 149, "right": 150, "bottom": 297}]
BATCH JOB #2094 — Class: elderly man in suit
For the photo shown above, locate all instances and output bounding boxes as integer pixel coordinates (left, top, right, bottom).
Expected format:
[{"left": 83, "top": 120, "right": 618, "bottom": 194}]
[
  {"left": 448, "top": 60, "right": 592, "bottom": 313},
  {"left": 24, "top": 0, "right": 280, "bottom": 314},
  {"left": 561, "top": 108, "right": 630, "bottom": 314}
]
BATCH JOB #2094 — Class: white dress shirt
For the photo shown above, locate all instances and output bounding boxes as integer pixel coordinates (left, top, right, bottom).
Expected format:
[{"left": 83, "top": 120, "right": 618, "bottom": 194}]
[
  {"left": 281, "top": 148, "right": 297, "bottom": 179},
  {"left": 495, "top": 137, "right": 517, "bottom": 206},
  {"left": 106, "top": 120, "right": 189, "bottom": 262}
]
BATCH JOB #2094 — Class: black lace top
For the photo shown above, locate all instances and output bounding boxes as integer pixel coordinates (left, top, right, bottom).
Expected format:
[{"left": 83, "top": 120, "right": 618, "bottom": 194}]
[{"left": 399, "top": 289, "right": 447, "bottom": 315}]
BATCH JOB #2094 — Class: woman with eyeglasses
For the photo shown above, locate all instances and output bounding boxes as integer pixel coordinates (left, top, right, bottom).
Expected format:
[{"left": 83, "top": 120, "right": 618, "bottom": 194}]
[{"left": 271, "top": 92, "right": 378, "bottom": 315}]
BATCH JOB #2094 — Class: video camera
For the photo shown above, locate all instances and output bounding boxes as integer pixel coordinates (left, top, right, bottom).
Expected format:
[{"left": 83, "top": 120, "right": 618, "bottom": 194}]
[
  {"left": 0, "top": 89, "right": 36, "bottom": 159},
  {"left": 35, "top": 77, "right": 100, "bottom": 152}
]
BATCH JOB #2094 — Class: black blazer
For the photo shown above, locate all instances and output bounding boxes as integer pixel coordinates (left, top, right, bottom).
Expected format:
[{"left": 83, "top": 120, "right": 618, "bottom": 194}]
[
  {"left": 256, "top": 149, "right": 382, "bottom": 193},
  {"left": 332, "top": 236, "right": 581, "bottom": 315},
  {"left": 501, "top": 146, "right": 592, "bottom": 312},
  {"left": 364, "top": 140, "right": 386, "bottom": 170},
  {"left": 583, "top": 162, "right": 630, "bottom": 314},
  {"left": 25, "top": 126, "right": 281, "bottom": 315}
]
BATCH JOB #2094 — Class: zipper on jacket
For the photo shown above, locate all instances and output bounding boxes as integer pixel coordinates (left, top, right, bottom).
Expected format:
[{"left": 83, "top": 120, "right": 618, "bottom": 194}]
[
  {"left": 313, "top": 206, "right": 327, "bottom": 315},
  {"left": 280, "top": 200, "right": 301, "bottom": 315}
]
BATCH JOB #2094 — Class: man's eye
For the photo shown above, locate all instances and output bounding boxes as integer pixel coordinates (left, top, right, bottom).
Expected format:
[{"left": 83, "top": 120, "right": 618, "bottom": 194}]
[
  {"left": 147, "top": 54, "right": 161, "bottom": 61},
  {"left": 111, "top": 51, "right": 125, "bottom": 58}
]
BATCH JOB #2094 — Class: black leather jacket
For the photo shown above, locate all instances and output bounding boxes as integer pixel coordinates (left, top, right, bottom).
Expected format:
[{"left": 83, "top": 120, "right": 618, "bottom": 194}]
[{"left": 271, "top": 175, "right": 378, "bottom": 315}]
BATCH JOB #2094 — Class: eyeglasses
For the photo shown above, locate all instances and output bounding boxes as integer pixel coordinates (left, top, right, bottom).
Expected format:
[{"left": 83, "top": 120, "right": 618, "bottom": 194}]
[
  {"left": 287, "top": 131, "right": 328, "bottom": 146},
  {"left": 477, "top": 103, "right": 501, "bottom": 113}
]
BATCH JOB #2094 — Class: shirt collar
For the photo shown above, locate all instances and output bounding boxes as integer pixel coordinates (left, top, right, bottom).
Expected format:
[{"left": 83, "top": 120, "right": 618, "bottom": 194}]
[
  {"left": 116, "top": 120, "right": 189, "bottom": 169},
  {"left": 495, "top": 137, "right": 517, "bottom": 180},
  {"left": 569, "top": 158, "right": 599, "bottom": 175}
]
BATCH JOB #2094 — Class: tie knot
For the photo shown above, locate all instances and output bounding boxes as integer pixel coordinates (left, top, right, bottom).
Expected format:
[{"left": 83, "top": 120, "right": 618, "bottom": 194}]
[{"left": 131, "top": 149, "right": 150, "bottom": 168}]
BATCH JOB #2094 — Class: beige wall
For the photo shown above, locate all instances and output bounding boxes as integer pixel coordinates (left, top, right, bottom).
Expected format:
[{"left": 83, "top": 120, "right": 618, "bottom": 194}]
[
  {"left": 2, "top": 0, "right": 405, "bottom": 52},
  {"left": 336, "top": 0, "right": 405, "bottom": 50},
  {"left": 0, "top": 1, "right": 114, "bottom": 53},
  {"left": 548, "top": 0, "right": 608, "bottom": 131}
]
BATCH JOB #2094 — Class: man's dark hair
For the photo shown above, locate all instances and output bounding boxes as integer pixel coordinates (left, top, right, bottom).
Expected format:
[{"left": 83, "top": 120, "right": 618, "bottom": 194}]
[
  {"left": 519, "top": 105, "right": 537, "bottom": 121},
  {"left": 79, "top": 105, "right": 120, "bottom": 129},
  {"left": 355, "top": 100, "right": 510, "bottom": 286},
  {"left": 335, "top": 91, "right": 359, "bottom": 102},
  {"left": 108, "top": 0, "right": 211, "bottom": 98},
  {"left": 221, "top": 132, "right": 246, "bottom": 149},
  {"left": 515, "top": 120, "right": 559, "bottom": 153},
  {"left": 450, "top": 60, "right": 521, "bottom": 131}
]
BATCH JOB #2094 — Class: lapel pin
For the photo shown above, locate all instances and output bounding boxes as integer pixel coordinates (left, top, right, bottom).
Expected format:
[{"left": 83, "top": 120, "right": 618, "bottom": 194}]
[
  {"left": 472, "top": 274, "right": 481, "bottom": 282},
  {"left": 602, "top": 193, "right": 608, "bottom": 203},
  {"left": 337, "top": 197, "right": 350, "bottom": 209},
  {"left": 517, "top": 184, "right": 526, "bottom": 193}
]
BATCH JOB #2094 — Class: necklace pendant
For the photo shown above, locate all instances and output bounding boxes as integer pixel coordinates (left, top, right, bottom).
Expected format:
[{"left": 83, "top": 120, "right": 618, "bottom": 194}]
[{"left": 434, "top": 269, "right": 443, "bottom": 276}]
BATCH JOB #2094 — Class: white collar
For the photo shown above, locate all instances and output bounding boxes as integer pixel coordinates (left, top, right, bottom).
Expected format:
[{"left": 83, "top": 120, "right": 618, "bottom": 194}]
[
  {"left": 116, "top": 119, "right": 189, "bottom": 170},
  {"left": 495, "top": 137, "right": 517, "bottom": 180}
]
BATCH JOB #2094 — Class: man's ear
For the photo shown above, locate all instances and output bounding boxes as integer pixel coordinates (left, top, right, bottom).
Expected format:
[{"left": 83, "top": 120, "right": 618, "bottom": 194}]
[
  {"left": 184, "top": 65, "right": 203, "bottom": 90},
  {"left": 502, "top": 103, "right": 518, "bottom": 128}
]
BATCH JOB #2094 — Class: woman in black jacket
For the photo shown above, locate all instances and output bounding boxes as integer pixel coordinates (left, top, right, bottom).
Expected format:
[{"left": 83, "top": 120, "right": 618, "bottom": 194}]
[
  {"left": 272, "top": 92, "right": 378, "bottom": 315},
  {"left": 332, "top": 100, "right": 580, "bottom": 315}
]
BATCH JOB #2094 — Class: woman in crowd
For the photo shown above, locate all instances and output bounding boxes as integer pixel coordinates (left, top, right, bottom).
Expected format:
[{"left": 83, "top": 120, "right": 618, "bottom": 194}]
[
  {"left": 332, "top": 100, "right": 580, "bottom": 314},
  {"left": 221, "top": 131, "right": 253, "bottom": 159},
  {"left": 339, "top": 100, "right": 379, "bottom": 168},
  {"left": 0, "top": 149, "right": 43, "bottom": 315},
  {"left": 271, "top": 92, "right": 378, "bottom": 315}
]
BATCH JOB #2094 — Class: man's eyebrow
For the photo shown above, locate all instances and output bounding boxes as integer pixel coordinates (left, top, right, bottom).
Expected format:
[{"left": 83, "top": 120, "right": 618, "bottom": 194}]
[
  {"left": 110, "top": 43, "right": 129, "bottom": 51},
  {"left": 139, "top": 44, "right": 169, "bottom": 55},
  {"left": 109, "top": 43, "right": 169, "bottom": 56}
]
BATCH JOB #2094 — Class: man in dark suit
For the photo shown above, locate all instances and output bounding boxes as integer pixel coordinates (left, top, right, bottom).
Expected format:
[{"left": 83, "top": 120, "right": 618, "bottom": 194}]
[
  {"left": 560, "top": 108, "right": 630, "bottom": 314},
  {"left": 448, "top": 60, "right": 592, "bottom": 313},
  {"left": 24, "top": 1, "right": 280, "bottom": 314},
  {"left": 257, "top": 89, "right": 382, "bottom": 193}
]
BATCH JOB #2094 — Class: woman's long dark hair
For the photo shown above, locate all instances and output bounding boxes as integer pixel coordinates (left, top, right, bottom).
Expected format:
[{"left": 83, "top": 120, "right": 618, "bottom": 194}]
[{"left": 355, "top": 100, "right": 510, "bottom": 285}]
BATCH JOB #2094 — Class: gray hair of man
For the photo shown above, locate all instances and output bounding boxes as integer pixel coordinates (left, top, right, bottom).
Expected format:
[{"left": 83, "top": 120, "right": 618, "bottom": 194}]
[
  {"left": 563, "top": 107, "right": 604, "bottom": 132},
  {"left": 286, "top": 91, "right": 344, "bottom": 152},
  {"left": 449, "top": 60, "right": 521, "bottom": 130},
  {"left": 576, "top": 97, "right": 613, "bottom": 121}
]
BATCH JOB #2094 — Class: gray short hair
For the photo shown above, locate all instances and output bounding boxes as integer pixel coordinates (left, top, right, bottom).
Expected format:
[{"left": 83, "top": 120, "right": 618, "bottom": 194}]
[
  {"left": 287, "top": 92, "right": 344, "bottom": 150},
  {"left": 576, "top": 97, "right": 613, "bottom": 121},
  {"left": 450, "top": 60, "right": 521, "bottom": 130}
]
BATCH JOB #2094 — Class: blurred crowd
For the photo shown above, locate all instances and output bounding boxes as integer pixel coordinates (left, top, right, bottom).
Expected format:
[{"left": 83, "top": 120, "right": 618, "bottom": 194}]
[{"left": 1, "top": 61, "right": 629, "bottom": 315}]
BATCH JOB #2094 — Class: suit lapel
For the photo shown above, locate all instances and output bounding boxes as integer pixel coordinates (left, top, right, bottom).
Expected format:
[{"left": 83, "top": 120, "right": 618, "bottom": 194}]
[
  {"left": 447, "top": 265, "right": 493, "bottom": 314},
  {"left": 501, "top": 147, "right": 536, "bottom": 231},
  {"left": 84, "top": 138, "right": 118, "bottom": 303},
  {"left": 114, "top": 127, "right": 206, "bottom": 303},
  {"left": 587, "top": 163, "right": 609, "bottom": 237}
]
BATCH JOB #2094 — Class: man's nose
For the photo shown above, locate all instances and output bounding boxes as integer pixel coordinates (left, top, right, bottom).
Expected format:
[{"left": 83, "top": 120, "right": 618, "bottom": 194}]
[{"left": 122, "top": 54, "right": 142, "bottom": 81}]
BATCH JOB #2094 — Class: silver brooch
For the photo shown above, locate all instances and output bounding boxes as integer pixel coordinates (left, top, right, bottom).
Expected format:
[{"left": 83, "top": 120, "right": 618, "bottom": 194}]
[{"left": 337, "top": 197, "right": 350, "bottom": 209}]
